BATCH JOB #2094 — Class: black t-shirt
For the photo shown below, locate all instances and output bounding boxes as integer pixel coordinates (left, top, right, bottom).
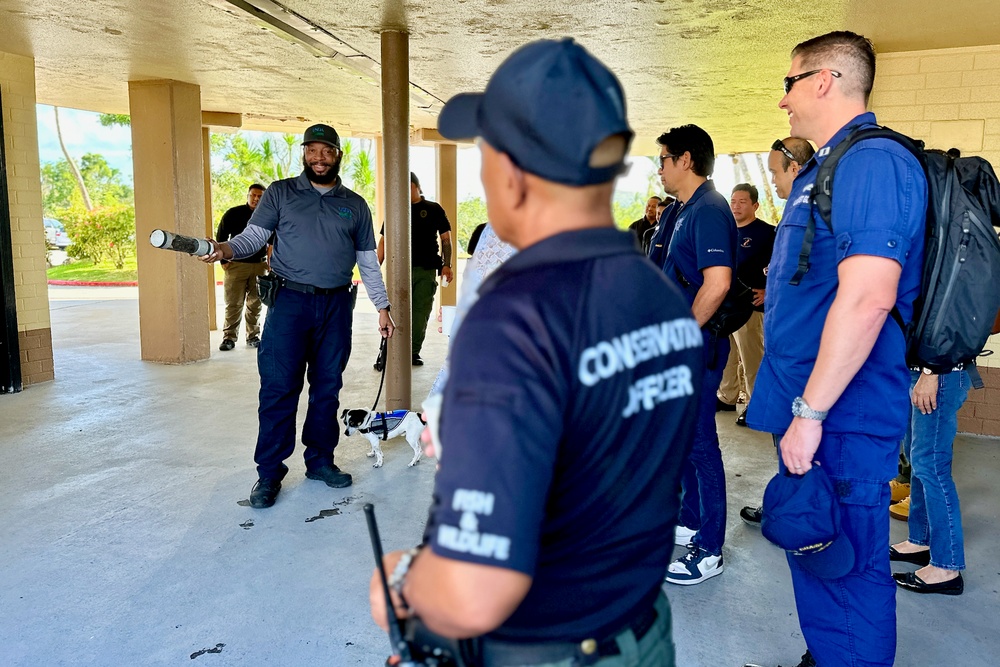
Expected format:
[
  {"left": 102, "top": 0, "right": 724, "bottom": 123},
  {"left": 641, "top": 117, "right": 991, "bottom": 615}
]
[
  {"left": 427, "top": 228, "right": 703, "bottom": 642},
  {"left": 627, "top": 216, "right": 655, "bottom": 247},
  {"left": 217, "top": 204, "right": 267, "bottom": 263},
  {"left": 735, "top": 218, "right": 776, "bottom": 312},
  {"left": 381, "top": 198, "right": 452, "bottom": 270}
]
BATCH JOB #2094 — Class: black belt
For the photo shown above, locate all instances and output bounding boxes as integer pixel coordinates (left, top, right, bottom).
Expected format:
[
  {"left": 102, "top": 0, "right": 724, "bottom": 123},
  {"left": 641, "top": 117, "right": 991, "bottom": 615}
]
[
  {"left": 278, "top": 277, "right": 350, "bottom": 296},
  {"left": 480, "top": 604, "right": 658, "bottom": 666}
]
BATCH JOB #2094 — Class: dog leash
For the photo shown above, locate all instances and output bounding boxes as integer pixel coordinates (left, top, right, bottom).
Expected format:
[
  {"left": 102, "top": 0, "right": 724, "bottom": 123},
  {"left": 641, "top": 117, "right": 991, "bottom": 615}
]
[{"left": 371, "top": 337, "right": 389, "bottom": 441}]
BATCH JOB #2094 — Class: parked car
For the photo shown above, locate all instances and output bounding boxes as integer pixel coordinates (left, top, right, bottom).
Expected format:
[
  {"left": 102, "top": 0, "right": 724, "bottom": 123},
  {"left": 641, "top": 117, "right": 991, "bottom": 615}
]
[{"left": 43, "top": 218, "right": 71, "bottom": 249}]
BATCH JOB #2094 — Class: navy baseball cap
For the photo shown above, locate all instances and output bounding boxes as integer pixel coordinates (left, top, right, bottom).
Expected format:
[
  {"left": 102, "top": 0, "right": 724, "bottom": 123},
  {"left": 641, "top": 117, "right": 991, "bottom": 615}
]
[
  {"left": 761, "top": 466, "right": 855, "bottom": 580},
  {"left": 302, "top": 124, "right": 341, "bottom": 149},
  {"left": 437, "top": 38, "right": 634, "bottom": 186}
]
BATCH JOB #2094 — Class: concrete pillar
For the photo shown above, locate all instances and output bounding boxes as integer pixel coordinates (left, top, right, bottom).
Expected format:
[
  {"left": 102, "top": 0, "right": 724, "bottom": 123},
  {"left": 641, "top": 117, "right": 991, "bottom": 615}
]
[
  {"left": 435, "top": 143, "right": 458, "bottom": 307},
  {"left": 0, "top": 52, "right": 53, "bottom": 387},
  {"left": 128, "top": 79, "right": 209, "bottom": 363},
  {"left": 381, "top": 30, "right": 411, "bottom": 410},
  {"left": 203, "top": 127, "right": 217, "bottom": 331}
]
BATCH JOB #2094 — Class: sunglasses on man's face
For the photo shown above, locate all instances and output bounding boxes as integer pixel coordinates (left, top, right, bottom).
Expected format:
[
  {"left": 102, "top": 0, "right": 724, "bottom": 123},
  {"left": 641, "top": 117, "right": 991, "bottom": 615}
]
[
  {"left": 771, "top": 139, "right": 796, "bottom": 163},
  {"left": 656, "top": 153, "right": 679, "bottom": 169},
  {"left": 783, "top": 69, "right": 841, "bottom": 94}
]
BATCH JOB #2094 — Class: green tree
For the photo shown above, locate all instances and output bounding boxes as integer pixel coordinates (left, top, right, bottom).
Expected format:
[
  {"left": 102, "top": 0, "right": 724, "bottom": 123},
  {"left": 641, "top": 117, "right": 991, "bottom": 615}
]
[
  {"left": 612, "top": 192, "right": 648, "bottom": 230},
  {"left": 456, "top": 197, "right": 488, "bottom": 253},
  {"left": 41, "top": 154, "right": 133, "bottom": 216},
  {"left": 98, "top": 113, "right": 131, "bottom": 127}
]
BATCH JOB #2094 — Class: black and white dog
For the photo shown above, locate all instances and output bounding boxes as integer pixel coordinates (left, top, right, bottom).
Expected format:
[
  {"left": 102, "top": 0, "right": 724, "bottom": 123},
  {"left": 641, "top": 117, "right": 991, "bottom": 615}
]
[{"left": 341, "top": 409, "right": 425, "bottom": 468}]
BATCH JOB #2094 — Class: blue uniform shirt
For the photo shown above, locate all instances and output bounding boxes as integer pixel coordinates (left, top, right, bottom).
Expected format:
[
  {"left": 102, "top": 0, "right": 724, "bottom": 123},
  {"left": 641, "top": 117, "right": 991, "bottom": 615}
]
[
  {"left": 249, "top": 173, "right": 376, "bottom": 288},
  {"left": 656, "top": 181, "right": 738, "bottom": 305},
  {"left": 427, "top": 228, "right": 703, "bottom": 642},
  {"left": 747, "top": 112, "right": 926, "bottom": 438}
]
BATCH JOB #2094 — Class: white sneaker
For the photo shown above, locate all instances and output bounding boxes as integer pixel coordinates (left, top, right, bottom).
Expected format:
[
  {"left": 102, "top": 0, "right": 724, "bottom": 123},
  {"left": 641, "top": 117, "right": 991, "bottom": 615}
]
[
  {"left": 665, "top": 545, "right": 724, "bottom": 585},
  {"left": 674, "top": 524, "right": 697, "bottom": 546}
]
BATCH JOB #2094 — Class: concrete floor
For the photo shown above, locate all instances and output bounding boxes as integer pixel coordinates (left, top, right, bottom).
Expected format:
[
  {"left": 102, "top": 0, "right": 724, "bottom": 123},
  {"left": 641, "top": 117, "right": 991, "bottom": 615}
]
[{"left": 0, "top": 286, "right": 997, "bottom": 666}]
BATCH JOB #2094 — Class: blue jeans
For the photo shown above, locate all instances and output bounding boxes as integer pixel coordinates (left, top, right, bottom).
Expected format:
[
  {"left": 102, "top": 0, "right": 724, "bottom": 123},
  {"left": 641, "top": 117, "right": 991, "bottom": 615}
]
[
  {"left": 254, "top": 287, "right": 353, "bottom": 480},
  {"left": 680, "top": 332, "right": 728, "bottom": 555},
  {"left": 905, "top": 369, "right": 970, "bottom": 571}
]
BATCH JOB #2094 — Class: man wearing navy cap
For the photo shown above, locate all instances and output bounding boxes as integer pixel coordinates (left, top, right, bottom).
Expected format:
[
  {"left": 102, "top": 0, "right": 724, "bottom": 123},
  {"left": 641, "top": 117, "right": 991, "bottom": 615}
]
[
  {"left": 200, "top": 124, "right": 395, "bottom": 509},
  {"left": 369, "top": 39, "right": 702, "bottom": 666},
  {"left": 745, "top": 31, "right": 926, "bottom": 667},
  {"left": 648, "top": 124, "right": 737, "bottom": 586}
]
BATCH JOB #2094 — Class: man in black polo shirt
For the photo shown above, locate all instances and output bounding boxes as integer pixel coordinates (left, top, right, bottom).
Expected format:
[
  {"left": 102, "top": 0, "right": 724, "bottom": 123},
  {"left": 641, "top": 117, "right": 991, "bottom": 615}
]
[
  {"left": 370, "top": 38, "right": 701, "bottom": 667},
  {"left": 628, "top": 196, "right": 660, "bottom": 247},
  {"left": 718, "top": 184, "right": 775, "bottom": 426},
  {"left": 216, "top": 183, "right": 269, "bottom": 351},
  {"left": 377, "top": 172, "right": 453, "bottom": 367}
]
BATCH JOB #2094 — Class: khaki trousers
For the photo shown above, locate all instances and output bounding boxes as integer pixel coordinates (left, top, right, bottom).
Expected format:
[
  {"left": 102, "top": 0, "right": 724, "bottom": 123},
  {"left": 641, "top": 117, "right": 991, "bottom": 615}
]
[
  {"left": 222, "top": 261, "right": 268, "bottom": 342},
  {"left": 717, "top": 310, "right": 764, "bottom": 405}
]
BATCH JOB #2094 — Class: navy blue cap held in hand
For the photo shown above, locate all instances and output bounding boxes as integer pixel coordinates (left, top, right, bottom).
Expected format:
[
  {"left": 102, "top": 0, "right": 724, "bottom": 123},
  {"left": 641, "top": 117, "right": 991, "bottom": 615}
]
[
  {"left": 761, "top": 465, "right": 855, "bottom": 580},
  {"left": 437, "top": 38, "right": 634, "bottom": 186},
  {"left": 302, "top": 124, "right": 341, "bottom": 149}
]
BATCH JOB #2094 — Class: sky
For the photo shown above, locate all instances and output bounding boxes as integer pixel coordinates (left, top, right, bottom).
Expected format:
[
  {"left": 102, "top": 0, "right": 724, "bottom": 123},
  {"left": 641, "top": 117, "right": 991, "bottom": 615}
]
[{"left": 34, "top": 104, "right": 759, "bottom": 205}]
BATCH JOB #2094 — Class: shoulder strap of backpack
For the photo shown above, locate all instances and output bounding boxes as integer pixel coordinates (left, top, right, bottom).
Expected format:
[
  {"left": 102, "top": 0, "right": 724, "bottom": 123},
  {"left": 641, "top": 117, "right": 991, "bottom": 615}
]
[{"left": 792, "top": 126, "right": 923, "bottom": 332}]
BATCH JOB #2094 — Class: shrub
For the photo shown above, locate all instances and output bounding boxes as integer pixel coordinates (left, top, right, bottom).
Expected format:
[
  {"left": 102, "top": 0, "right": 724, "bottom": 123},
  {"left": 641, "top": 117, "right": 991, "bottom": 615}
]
[{"left": 60, "top": 205, "right": 136, "bottom": 269}]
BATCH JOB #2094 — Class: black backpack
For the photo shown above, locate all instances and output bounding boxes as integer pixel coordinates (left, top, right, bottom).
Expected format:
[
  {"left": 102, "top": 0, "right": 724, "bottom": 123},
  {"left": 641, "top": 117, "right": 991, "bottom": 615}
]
[{"left": 792, "top": 126, "right": 1000, "bottom": 386}]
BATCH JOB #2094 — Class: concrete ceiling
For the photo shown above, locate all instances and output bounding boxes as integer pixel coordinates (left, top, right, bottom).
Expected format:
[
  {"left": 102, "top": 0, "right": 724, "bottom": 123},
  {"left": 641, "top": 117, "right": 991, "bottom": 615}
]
[{"left": 2, "top": 0, "right": 999, "bottom": 154}]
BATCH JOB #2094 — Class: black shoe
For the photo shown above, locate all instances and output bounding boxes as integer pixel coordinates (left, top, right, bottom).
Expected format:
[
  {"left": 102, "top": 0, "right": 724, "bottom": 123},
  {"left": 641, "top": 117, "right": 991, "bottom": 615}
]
[
  {"left": 219, "top": 339, "right": 236, "bottom": 351},
  {"left": 412, "top": 354, "right": 424, "bottom": 366},
  {"left": 740, "top": 505, "right": 763, "bottom": 526},
  {"left": 247, "top": 336, "right": 260, "bottom": 348},
  {"left": 889, "top": 545, "right": 931, "bottom": 566},
  {"left": 894, "top": 571, "right": 964, "bottom": 595},
  {"left": 716, "top": 398, "right": 736, "bottom": 412},
  {"left": 305, "top": 464, "right": 353, "bottom": 488},
  {"left": 736, "top": 409, "right": 748, "bottom": 427},
  {"left": 249, "top": 478, "right": 281, "bottom": 508}
]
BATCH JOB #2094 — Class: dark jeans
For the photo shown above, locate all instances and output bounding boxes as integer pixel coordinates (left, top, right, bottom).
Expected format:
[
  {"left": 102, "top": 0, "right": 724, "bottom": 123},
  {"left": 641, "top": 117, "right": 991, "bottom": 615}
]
[
  {"left": 679, "top": 332, "right": 729, "bottom": 555},
  {"left": 412, "top": 266, "right": 438, "bottom": 356},
  {"left": 253, "top": 287, "right": 353, "bottom": 480},
  {"left": 906, "top": 369, "right": 970, "bottom": 570}
]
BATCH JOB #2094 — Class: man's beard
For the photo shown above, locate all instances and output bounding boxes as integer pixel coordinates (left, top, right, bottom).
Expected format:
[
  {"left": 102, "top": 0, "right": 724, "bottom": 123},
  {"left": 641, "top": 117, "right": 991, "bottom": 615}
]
[{"left": 303, "top": 156, "right": 342, "bottom": 185}]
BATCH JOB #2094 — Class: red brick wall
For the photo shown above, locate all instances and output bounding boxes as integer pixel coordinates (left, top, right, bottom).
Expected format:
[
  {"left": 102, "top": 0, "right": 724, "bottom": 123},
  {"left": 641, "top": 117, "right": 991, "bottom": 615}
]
[
  {"left": 17, "top": 327, "right": 53, "bottom": 385},
  {"left": 958, "top": 365, "right": 1000, "bottom": 437}
]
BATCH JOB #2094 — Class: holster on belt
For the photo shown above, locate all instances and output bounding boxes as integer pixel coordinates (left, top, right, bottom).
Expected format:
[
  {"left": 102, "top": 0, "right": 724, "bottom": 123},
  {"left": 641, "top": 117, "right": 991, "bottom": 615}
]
[{"left": 256, "top": 273, "right": 280, "bottom": 307}]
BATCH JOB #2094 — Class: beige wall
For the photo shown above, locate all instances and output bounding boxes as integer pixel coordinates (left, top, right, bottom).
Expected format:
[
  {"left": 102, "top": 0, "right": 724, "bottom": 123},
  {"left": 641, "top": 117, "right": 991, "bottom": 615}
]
[
  {"left": 1, "top": 51, "right": 53, "bottom": 385},
  {"left": 872, "top": 44, "right": 1000, "bottom": 435}
]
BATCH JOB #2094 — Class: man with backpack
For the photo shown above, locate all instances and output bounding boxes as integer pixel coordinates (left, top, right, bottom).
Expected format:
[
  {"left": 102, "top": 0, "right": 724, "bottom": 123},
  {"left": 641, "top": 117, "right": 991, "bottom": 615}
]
[{"left": 744, "top": 31, "right": 926, "bottom": 667}]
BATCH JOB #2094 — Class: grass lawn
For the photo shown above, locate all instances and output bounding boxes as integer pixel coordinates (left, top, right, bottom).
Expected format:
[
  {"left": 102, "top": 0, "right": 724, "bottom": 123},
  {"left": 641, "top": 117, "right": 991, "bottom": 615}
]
[{"left": 48, "top": 257, "right": 225, "bottom": 283}]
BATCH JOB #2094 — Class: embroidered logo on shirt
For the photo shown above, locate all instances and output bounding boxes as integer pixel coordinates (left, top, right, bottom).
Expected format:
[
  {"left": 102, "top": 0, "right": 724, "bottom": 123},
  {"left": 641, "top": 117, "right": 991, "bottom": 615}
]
[
  {"left": 336, "top": 207, "right": 353, "bottom": 220},
  {"left": 420, "top": 210, "right": 428, "bottom": 218},
  {"left": 742, "top": 237, "right": 752, "bottom": 248},
  {"left": 438, "top": 489, "right": 511, "bottom": 561}
]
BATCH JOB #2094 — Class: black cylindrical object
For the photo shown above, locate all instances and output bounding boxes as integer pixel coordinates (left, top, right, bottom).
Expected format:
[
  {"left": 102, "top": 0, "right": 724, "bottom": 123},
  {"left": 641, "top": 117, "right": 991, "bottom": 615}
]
[{"left": 149, "top": 230, "right": 211, "bottom": 256}]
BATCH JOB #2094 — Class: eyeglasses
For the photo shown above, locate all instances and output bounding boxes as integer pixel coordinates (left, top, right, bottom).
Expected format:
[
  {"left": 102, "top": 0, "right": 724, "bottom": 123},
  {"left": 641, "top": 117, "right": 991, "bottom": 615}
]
[
  {"left": 783, "top": 69, "right": 841, "bottom": 94},
  {"left": 771, "top": 139, "right": 796, "bottom": 163},
  {"left": 656, "top": 153, "right": 679, "bottom": 169}
]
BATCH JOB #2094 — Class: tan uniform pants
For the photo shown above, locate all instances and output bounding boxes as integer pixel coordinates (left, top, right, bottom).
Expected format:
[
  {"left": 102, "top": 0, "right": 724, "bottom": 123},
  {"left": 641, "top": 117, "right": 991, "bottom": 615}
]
[
  {"left": 222, "top": 261, "right": 268, "bottom": 342},
  {"left": 718, "top": 310, "right": 764, "bottom": 405}
]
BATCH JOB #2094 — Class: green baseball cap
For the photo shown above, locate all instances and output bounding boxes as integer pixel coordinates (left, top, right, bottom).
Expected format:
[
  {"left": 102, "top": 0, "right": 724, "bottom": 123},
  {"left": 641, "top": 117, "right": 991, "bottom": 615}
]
[{"left": 302, "top": 124, "right": 341, "bottom": 149}]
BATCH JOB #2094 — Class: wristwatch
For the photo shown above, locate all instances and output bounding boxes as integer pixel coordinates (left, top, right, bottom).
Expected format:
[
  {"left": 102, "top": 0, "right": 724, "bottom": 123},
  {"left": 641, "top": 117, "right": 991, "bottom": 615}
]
[
  {"left": 921, "top": 367, "right": 934, "bottom": 375},
  {"left": 387, "top": 547, "right": 421, "bottom": 606},
  {"left": 792, "top": 396, "right": 828, "bottom": 421}
]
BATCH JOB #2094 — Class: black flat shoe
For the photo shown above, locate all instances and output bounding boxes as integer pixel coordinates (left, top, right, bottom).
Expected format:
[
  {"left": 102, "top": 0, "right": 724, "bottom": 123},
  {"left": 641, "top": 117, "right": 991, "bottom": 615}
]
[
  {"left": 889, "top": 545, "right": 931, "bottom": 566},
  {"left": 736, "top": 409, "right": 748, "bottom": 427},
  {"left": 893, "top": 571, "right": 964, "bottom": 595}
]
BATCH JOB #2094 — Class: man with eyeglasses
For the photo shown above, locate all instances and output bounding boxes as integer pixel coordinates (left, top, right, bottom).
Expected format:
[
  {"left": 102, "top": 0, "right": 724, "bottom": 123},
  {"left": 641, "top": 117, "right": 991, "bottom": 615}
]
[
  {"left": 199, "top": 124, "right": 395, "bottom": 509},
  {"left": 742, "top": 31, "right": 926, "bottom": 667},
  {"left": 648, "top": 124, "right": 737, "bottom": 586}
]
